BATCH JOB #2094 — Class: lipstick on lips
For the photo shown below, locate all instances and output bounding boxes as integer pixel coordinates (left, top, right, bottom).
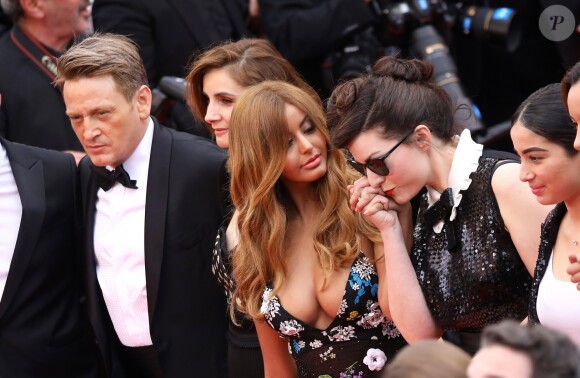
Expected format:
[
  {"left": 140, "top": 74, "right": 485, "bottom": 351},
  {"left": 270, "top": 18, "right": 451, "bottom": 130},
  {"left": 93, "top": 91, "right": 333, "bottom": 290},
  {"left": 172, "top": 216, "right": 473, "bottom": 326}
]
[{"left": 302, "top": 153, "right": 321, "bottom": 169}]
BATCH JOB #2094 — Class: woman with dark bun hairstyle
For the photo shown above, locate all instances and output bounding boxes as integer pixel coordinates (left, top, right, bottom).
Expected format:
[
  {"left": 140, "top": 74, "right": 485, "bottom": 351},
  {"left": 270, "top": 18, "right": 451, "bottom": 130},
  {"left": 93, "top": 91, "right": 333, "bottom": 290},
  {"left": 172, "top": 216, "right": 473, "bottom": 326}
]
[{"left": 326, "top": 56, "right": 553, "bottom": 354}]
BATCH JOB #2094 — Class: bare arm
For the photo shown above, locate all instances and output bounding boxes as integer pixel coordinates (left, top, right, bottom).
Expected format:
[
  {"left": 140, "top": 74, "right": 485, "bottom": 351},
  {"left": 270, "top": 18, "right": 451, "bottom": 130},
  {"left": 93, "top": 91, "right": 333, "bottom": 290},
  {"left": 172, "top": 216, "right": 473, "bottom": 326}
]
[
  {"left": 254, "top": 319, "right": 297, "bottom": 377},
  {"left": 370, "top": 202, "right": 413, "bottom": 320},
  {"left": 492, "top": 163, "right": 554, "bottom": 274},
  {"left": 358, "top": 189, "right": 443, "bottom": 343}
]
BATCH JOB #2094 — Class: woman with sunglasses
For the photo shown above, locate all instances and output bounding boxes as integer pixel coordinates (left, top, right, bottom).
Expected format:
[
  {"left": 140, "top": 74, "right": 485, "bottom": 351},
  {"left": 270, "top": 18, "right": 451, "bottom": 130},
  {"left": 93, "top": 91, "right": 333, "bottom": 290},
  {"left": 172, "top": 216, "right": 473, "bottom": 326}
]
[
  {"left": 326, "top": 56, "right": 552, "bottom": 354},
  {"left": 228, "top": 81, "right": 407, "bottom": 377}
]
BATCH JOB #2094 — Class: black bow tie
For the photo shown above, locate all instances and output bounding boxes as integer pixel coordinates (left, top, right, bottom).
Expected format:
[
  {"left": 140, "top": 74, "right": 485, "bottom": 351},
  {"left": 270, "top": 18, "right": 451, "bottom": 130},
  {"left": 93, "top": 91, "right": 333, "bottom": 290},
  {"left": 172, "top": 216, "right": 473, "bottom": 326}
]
[
  {"left": 91, "top": 164, "right": 138, "bottom": 191},
  {"left": 423, "top": 187, "right": 457, "bottom": 251},
  {"left": 423, "top": 188, "right": 454, "bottom": 228}
]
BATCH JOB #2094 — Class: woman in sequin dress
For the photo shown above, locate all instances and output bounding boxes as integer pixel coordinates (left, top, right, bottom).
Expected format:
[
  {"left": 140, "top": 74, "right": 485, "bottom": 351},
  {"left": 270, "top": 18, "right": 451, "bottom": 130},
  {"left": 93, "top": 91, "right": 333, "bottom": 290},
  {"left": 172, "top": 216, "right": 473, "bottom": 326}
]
[
  {"left": 326, "top": 56, "right": 553, "bottom": 354},
  {"left": 227, "top": 81, "right": 407, "bottom": 377},
  {"left": 561, "top": 61, "right": 580, "bottom": 290},
  {"left": 186, "top": 38, "right": 323, "bottom": 377},
  {"left": 511, "top": 83, "right": 580, "bottom": 346}
]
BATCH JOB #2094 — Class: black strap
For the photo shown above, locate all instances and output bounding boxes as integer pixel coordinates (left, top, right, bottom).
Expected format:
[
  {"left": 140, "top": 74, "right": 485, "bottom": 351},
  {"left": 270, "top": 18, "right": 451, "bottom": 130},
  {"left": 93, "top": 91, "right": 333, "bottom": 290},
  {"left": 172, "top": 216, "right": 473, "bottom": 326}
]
[
  {"left": 482, "top": 148, "right": 519, "bottom": 162},
  {"left": 10, "top": 25, "right": 58, "bottom": 80}
]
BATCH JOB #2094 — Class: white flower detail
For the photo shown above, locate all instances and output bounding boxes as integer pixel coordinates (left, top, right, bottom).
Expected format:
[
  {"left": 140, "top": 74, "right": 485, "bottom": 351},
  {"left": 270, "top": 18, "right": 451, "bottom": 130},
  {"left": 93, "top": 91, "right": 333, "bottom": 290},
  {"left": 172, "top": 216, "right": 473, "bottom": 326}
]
[
  {"left": 260, "top": 287, "right": 280, "bottom": 321},
  {"left": 352, "top": 257, "right": 375, "bottom": 281},
  {"left": 357, "top": 301, "right": 385, "bottom": 329},
  {"left": 382, "top": 319, "right": 402, "bottom": 338},
  {"left": 351, "top": 282, "right": 360, "bottom": 291},
  {"left": 363, "top": 348, "right": 387, "bottom": 371},
  {"left": 336, "top": 298, "right": 348, "bottom": 317},
  {"left": 310, "top": 339, "right": 323, "bottom": 349},
  {"left": 326, "top": 325, "right": 356, "bottom": 342},
  {"left": 279, "top": 320, "right": 304, "bottom": 337}
]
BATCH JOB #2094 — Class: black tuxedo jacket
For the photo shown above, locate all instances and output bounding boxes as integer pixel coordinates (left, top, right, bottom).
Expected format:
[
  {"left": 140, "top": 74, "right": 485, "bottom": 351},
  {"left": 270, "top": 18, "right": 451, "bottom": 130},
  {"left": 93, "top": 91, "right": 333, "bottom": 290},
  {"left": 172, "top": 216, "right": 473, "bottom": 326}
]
[
  {"left": 0, "top": 28, "right": 83, "bottom": 151},
  {"left": 92, "top": 0, "right": 251, "bottom": 86},
  {"left": 0, "top": 138, "right": 100, "bottom": 377},
  {"left": 79, "top": 121, "right": 229, "bottom": 377}
]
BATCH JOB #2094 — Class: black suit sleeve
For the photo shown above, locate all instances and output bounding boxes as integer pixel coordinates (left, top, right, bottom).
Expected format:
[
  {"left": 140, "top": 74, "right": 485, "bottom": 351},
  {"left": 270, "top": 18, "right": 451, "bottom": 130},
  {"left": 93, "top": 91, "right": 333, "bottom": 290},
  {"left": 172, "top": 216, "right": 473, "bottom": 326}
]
[
  {"left": 258, "top": 0, "right": 376, "bottom": 62},
  {"left": 92, "top": 0, "right": 159, "bottom": 84}
]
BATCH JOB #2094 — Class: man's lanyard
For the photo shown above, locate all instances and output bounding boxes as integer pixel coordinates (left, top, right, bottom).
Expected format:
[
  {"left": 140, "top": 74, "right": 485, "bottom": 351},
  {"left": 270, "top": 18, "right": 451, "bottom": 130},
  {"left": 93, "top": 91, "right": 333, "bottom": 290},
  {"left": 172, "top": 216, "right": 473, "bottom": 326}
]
[{"left": 10, "top": 26, "right": 58, "bottom": 80}]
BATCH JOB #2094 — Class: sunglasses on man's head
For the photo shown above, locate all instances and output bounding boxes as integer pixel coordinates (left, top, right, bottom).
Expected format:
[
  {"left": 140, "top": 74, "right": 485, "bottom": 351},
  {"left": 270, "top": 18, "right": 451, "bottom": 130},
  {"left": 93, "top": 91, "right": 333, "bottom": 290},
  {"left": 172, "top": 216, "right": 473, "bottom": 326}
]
[{"left": 347, "top": 130, "right": 414, "bottom": 176}]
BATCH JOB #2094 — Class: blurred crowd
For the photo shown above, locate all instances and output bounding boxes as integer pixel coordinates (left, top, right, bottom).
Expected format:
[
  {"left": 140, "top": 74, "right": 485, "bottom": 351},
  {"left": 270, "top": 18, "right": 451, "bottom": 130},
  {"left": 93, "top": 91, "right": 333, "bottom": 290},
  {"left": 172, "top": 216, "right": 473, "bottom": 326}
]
[{"left": 0, "top": 1, "right": 579, "bottom": 378}]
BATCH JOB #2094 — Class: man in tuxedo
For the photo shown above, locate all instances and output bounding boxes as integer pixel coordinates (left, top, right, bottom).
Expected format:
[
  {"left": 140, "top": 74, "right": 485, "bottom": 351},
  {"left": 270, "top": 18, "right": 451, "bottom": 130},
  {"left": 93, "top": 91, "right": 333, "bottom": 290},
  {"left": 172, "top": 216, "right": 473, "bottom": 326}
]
[
  {"left": 92, "top": 0, "right": 253, "bottom": 137},
  {"left": 0, "top": 94, "right": 101, "bottom": 377},
  {"left": 56, "top": 33, "right": 229, "bottom": 378},
  {"left": 0, "top": 0, "right": 91, "bottom": 161}
]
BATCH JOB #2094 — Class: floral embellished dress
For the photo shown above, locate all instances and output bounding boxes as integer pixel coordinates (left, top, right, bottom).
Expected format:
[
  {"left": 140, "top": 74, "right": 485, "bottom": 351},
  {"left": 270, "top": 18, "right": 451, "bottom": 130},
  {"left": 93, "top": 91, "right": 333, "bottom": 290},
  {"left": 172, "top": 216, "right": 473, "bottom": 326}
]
[{"left": 261, "top": 253, "right": 407, "bottom": 377}]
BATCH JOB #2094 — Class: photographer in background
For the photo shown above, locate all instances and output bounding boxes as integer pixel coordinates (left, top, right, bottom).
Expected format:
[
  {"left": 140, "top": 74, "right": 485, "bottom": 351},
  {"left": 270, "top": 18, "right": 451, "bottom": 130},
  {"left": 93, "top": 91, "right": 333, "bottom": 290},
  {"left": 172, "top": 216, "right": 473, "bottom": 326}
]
[
  {"left": 0, "top": 0, "right": 91, "bottom": 162},
  {"left": 92, "top": 0, "right": 254, "bottom": 138},
  {"left": 258, "top": 0, "right": 378, "bottom": 98},
  {"left": 261, "top": 0, "right": 573, "bottom": 151}
]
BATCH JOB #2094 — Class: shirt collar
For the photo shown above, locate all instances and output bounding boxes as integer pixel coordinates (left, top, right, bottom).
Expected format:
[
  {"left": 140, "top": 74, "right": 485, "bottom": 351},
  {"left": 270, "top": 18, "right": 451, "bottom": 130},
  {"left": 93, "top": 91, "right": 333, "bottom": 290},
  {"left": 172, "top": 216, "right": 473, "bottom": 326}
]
[
  {"left": 426, "top": 129, "right": 483, "bottom": 231},
  {"left": 112, "top": 118, "right": 154, "bottom": 186}
]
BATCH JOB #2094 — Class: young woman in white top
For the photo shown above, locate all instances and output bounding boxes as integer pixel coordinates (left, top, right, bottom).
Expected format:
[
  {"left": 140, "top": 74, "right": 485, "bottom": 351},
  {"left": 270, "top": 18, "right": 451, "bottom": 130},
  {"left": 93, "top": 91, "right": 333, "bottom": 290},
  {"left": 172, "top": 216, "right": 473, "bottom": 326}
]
[{"left": 511, "top": 83, "right": 580, "bottom": 346}]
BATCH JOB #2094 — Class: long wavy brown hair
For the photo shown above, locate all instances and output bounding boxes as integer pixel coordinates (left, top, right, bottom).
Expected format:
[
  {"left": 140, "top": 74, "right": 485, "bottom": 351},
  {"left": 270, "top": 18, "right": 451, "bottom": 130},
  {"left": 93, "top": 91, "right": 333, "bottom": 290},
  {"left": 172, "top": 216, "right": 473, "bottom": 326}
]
[
  {"left": 186, "top": 38, "right": 321, "bottom": 134},
  {"left": 229, "top": 81, "right": 378, "bottom": 320}
]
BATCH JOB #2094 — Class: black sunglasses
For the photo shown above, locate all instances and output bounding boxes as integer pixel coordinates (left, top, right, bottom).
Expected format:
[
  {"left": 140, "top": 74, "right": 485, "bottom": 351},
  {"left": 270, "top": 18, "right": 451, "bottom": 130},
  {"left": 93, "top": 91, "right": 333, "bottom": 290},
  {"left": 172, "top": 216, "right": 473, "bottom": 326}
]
[{"left": 347, "top": 130, "right": 414, "bottom": 176}]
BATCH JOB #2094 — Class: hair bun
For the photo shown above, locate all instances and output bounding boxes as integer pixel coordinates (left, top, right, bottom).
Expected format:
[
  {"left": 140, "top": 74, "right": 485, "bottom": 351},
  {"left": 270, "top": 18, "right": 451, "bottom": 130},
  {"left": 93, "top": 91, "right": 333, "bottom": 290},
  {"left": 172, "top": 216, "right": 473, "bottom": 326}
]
[
  {"left": 372, "top": 56, "right": 433, "bottom": 83},
  {"left": 327, "top": 78, "right": 363, "bottom": 117}
]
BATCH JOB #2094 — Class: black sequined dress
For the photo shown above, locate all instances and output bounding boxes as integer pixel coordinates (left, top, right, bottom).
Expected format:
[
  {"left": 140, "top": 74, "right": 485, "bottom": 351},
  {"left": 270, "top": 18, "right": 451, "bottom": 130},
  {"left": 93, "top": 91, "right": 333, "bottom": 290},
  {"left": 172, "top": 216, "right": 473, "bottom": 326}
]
[
  {"left": 412, "top": 152, "right": 531, "bottom": 334},
  {"left": 261, "top": 253, "right": 407, "bottom": 378}
]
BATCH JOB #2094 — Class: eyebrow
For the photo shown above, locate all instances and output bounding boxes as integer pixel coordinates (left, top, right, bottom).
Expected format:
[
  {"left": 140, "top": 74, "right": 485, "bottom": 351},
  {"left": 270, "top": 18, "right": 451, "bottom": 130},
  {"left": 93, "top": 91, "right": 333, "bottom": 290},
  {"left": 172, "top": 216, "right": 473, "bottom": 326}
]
[
  {"left": 299, "top": 115, "right": 309, "bottom": 128},
  {"left": 522, "top": 146, "right": 548, "bottom": 154},
  {"left": 202, "top": 91, "right": 238, "bottom": 98},
  {"left": 215, "top": 91, "right": 238, "bottom": 97}
]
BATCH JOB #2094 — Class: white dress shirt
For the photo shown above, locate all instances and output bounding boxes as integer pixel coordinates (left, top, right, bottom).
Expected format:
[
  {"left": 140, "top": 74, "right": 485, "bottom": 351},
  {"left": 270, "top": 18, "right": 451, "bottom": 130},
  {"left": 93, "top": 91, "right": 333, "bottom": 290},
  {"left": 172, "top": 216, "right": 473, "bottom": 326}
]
[
  {"left": 94, "top": 118, "right": 154, "bottom": 346},
  {"left": 0, "top": 142, "right": 22, "bottom": 301}
]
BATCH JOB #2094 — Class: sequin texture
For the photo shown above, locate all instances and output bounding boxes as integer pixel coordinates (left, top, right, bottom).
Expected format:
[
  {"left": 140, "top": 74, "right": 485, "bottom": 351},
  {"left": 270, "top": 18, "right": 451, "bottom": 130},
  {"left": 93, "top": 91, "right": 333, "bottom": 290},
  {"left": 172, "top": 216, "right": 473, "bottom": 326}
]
[{"left": 412, "top": 157, "right": 531, "bottom": 331}]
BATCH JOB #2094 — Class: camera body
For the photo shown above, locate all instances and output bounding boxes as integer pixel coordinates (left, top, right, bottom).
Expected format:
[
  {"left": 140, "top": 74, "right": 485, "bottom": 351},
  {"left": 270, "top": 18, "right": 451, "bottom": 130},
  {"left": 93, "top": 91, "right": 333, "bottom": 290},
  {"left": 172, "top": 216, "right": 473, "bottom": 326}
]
[{"left": 322, "top": 0, "right": 522, "bottom": 136}]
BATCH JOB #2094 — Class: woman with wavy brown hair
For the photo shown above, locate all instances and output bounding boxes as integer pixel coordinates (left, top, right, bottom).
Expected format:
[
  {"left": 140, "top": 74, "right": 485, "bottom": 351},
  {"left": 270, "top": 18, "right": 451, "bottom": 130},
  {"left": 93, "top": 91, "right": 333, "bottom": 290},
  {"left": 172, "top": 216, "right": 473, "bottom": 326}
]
[
  {"left": 186, "top": 38, "right": 320, "bottom": 149},
  {"left": 225, "top": 81, "right": 407, "bottom": 377},
  {"left": 186, "top": 38, "right": 321, "bottom": 377}
]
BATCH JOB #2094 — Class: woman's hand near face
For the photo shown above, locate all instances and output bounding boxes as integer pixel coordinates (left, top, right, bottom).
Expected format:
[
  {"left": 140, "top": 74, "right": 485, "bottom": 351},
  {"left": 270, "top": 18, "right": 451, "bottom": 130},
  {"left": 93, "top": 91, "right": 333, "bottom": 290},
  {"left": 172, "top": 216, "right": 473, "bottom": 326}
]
[
  {"left": 349, "top": 177, "right": 400, "bottom": 231},
  {"left": 347, "top": 173, "right": 441, "bottom": 342}
]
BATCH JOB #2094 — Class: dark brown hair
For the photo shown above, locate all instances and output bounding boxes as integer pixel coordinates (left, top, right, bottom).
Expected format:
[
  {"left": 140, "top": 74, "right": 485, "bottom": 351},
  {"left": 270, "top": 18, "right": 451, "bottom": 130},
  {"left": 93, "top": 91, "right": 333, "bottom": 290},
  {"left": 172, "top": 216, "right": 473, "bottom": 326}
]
[
  {"left": 186, "top": 38, "right": 320, "bottom": 133},
  {"left": 512, "top": 83, "right": 577, "bottom": 156},
  {"left": 561, "top": 61, "right": 580, "bottom": 109},
  {"left": 327, "top": 56, "right": 461, "bottom": 149},
  {"left": 481, "top": 320, "right": 580, "bottom": 378}
]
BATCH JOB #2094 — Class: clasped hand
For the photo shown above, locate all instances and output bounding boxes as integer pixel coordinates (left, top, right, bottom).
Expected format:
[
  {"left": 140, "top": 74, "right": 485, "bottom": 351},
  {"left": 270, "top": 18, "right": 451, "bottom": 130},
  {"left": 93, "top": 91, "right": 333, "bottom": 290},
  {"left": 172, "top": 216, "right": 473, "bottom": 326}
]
[{"left": 348, "top": 176, "right": 404, "bottom": 230}]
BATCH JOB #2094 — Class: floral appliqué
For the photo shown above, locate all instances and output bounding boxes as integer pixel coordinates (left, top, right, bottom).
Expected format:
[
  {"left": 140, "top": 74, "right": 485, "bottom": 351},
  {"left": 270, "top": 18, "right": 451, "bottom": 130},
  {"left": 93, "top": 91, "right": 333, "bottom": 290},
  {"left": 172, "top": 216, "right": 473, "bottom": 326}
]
[
  {"left": 349, "top": 257, "right": 379, "bottom": 305},
  {"left": 323, "top": 325, "right": 356, "bottom": 342},
  {"left": 363, "top": 348, "right": 387, "bottom": 371}
]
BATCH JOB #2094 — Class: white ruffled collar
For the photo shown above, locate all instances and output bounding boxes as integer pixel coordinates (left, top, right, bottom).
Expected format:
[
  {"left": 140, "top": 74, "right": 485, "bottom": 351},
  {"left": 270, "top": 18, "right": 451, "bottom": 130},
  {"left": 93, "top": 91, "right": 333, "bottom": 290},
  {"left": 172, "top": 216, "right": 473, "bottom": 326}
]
[{"left": 426, "top": 129, "right": 483, "bottom": 233}]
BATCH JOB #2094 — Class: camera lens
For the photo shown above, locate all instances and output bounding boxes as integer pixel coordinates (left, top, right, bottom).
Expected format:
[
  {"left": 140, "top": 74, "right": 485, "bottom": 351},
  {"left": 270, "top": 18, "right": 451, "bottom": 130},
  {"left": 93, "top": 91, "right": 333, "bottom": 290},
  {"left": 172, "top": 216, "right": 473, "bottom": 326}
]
[
  {"left": 458, "top": 6, "right": 523, "bottom": 52},
  {"left": 412, "top": 25, "right": 484, "bottom": 134}
]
